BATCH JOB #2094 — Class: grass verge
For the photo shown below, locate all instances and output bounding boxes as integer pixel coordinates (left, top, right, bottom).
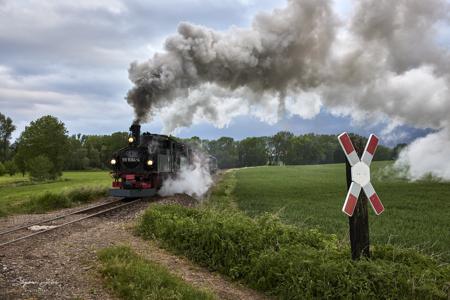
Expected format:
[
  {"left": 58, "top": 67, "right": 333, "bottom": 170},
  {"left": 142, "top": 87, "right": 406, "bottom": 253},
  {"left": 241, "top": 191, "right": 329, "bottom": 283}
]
[
  {"left": 0, "top": 171, "right": 110, "bottom": 210},
  {"left": 215, "top": 164, "right": 450, "bottom": 261},
  {"left": 98, "top": 246, "right": 216, "bottom": 300},
  {"left": 137, "top": 204, "right": 450, "bottom": 299},
  {"left": 0, "top": 186, "right": 108, "bottom": 217}
]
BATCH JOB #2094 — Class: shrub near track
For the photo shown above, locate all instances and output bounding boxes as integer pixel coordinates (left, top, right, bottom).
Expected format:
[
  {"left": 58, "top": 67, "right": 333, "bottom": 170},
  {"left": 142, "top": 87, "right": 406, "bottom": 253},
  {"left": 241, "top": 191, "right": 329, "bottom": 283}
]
[
  {"left": 0, "top": 186, "right": 108, "bottom": 216},
  {"left": 137, "top": 204, "right": 450, "bottom": 299}
]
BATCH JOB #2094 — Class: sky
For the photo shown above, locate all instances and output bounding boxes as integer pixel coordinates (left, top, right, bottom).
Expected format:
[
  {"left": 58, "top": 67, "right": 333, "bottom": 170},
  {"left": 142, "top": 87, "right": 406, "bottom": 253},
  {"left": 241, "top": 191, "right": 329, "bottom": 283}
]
[{"left": 0, "top": 0, "right": 442, "bottom": 146}]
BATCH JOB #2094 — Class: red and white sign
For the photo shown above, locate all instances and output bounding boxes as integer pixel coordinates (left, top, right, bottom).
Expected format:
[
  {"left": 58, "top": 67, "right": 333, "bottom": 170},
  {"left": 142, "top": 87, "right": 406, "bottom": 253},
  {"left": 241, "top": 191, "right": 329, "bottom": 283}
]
[{"left": 338, "top": 133, "right": 384, "bottom": 217}]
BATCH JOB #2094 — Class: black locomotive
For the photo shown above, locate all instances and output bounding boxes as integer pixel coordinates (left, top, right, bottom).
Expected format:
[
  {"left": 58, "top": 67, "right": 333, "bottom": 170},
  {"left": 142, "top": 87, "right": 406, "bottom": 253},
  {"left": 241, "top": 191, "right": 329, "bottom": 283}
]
[{"left": 109, "top": 124, "right": 194, "bottom": 197}]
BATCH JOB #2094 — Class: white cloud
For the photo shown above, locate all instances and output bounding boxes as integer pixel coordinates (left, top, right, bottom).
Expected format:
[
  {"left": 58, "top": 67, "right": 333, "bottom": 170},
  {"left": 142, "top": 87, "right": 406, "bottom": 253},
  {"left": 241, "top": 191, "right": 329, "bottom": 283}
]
[{"left": 285, "top": 92, "right": 322, "bottom": 120}]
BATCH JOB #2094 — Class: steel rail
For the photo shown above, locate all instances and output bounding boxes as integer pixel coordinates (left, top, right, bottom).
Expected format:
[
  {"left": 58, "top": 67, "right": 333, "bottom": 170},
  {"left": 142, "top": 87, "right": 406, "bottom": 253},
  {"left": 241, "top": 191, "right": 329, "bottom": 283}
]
[
  {"left": 0, "top": 198, "right": 124, "bottom": 237},
  {"left": 0, "top": 199, "right": 140, "bottom": 247}
]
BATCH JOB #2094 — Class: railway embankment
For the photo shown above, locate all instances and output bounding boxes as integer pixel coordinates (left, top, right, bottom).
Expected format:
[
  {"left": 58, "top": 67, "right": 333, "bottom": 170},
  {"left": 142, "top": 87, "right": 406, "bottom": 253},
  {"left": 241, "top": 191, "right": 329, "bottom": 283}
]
[{"left": 0, "top": 192, "right": 265, "bottom": 299}]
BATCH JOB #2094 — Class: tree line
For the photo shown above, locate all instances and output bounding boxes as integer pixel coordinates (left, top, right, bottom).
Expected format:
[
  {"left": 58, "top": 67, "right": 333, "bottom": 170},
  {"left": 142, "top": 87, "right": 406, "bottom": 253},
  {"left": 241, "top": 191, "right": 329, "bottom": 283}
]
[
  {"left": 182, "top": 132, "right": 405, "bottom": 169},
  {"left": 0, "top": 113, "right": 406, "bottom": 180}
]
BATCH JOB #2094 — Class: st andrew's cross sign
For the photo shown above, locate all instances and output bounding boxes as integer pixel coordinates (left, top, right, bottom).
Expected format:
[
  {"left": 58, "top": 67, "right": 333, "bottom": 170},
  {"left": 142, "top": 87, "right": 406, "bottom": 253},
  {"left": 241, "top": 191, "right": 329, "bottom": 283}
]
[{"left": 338, "top": 133, "right": 385, "bottom": 217}]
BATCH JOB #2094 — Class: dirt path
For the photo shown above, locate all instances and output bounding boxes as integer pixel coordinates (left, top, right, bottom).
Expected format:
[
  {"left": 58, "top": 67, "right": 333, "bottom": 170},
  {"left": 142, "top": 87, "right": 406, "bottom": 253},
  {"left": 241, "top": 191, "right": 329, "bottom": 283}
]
[{"left": 0, "top": 195, "right": 268, "bottom": 300}]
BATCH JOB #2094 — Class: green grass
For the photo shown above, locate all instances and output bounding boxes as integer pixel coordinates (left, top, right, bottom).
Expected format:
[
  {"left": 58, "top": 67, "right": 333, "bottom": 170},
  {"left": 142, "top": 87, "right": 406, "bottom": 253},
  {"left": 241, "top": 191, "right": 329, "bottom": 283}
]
[
  {"left": 223, "top": 162, "right": 450, "bottom": 261},
  {"left": 137, "top": 204, "right": 450, "bottom": 299},
  {"left": 98, "top": 246, "right": 216, "bottom": 300},
  {"left": 0, "top": 186, "right": 108, "bottom": 217},
  {"left": 0, "top": 174, "right": 30, "bottom": 187},
  {"left": 0, "top": 171, "right": 111, "bottom": 214}
]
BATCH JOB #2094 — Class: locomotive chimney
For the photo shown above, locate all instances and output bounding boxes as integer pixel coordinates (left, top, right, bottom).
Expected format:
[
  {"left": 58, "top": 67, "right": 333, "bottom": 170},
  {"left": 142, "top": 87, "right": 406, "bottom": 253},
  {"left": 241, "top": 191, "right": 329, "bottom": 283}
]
[{"left": 129, "top": 123, "right": 141, "bottom": 145}]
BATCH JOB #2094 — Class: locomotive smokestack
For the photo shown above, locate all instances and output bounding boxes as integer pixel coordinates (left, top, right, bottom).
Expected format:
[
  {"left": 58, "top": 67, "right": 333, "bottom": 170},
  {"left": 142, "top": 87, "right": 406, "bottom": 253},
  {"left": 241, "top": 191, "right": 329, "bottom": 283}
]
[{"left": 129, "top": 124, "right": 141, "bottom": 145}]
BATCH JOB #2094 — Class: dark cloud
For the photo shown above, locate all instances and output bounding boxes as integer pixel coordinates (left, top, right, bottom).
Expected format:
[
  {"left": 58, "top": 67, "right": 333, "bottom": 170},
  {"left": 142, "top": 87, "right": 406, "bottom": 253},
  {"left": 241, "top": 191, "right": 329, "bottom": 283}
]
[{"left": 0, "top": 0, "right": 283, "bottom": 138}]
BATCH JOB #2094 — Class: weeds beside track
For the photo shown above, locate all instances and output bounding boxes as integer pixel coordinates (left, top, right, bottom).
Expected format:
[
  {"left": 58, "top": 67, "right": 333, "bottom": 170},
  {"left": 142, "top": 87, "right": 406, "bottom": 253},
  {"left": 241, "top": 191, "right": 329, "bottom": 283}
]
[
  {"left": 98, "top": 246, "right": 215, "bottom": 300},
  {"left": 0, "top": 186, "right": 108, "bottom": 217},
  {"left": 137, "top": 204, "right": 450, "bottom": 299}
]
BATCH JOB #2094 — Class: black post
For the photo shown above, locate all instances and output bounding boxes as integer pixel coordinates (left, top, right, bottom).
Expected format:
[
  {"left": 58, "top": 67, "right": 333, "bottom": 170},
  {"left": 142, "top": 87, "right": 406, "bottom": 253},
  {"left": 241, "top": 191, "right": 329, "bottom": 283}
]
[{"left": 346, "top": 136, "right": 370, "bottom": 260}]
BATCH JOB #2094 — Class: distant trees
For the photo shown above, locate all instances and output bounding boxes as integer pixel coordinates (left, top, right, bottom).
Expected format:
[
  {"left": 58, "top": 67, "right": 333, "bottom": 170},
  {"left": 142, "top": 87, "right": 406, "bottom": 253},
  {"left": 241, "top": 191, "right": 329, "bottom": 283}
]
[
  {"left": 207, "top": 137, "right": 239, "bottom": 169},
  {"left": 269, "top": 131, "right": 294, "bottom": 165},
  {"left": 15, "top": 115, "right": 69, "bottom": 180},
  {"left": 205, "top": 131, "right": 396, "bottom": 169},
  {"left": 392, "top": 143, "right": 407, "bottom": 159},
  {"left": 61, "top": 132, "right": 129, "bottom": 170},
  {"left": 0, "top": 113, "right": 16, "bottom": 162},
  {"left": 0, "top": 113, "right": 402, "bottom": 178},
  {"left": 238, "top": 137, "right": 268, "bottom": 167}
]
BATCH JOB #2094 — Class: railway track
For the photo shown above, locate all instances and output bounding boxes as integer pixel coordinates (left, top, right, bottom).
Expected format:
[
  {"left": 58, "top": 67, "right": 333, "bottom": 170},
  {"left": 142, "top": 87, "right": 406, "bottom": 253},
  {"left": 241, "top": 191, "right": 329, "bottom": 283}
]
[{"left": 0, "top": 198, "right": 141, "bottom": 247}]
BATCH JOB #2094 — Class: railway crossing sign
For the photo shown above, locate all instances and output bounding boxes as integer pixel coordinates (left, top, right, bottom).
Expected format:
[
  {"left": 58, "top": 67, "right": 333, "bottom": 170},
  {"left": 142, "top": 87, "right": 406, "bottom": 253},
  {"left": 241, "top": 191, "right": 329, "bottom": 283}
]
[{"left": 338, "top": 133, "right": 384, "bottom": 217}]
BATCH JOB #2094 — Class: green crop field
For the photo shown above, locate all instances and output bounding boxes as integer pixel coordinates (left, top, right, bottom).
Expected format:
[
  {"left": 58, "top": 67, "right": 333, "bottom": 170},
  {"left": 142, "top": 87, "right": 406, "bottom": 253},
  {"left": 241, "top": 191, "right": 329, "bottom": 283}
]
[
  {"left": 224, "top": 162, "right": 450, "bottom": 261},
  {"left": 0, "top": 171, "right": 111, "bottom": 213}
]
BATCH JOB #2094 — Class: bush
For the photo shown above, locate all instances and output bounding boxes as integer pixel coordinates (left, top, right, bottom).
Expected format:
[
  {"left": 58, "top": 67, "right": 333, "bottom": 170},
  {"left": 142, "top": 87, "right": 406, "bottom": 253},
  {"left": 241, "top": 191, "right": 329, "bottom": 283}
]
[
  {"left": 3, "top": 160, "right": 17, "bottom": 176},
  {"left": 18, "top": 187, "right": 108, "bottom": 214},
  {"left": 0, "top": 162, "right": 5, "bottom": 176},
  {"left": 98, "top": 246, "right": 215, "bottom": 300},
  {"left": 66, "top": 187, "right": 107, "bottom": 204},
  {"left": 137, "top": 205, "right": 450, "bottom": 299},
  {"left": 22, "top": 192, "right": 71, "bottom": 213},
  {"left": 28, "top": 155, "right": 55, "bottom": 181}
]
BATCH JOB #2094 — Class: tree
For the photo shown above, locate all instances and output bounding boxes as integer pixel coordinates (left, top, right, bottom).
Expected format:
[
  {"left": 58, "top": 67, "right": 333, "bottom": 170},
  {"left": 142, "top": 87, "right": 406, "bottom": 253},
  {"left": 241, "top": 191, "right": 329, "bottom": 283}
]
[
  {"left": 373, "top": 145, "right": 393, "bottom": 161},
  {"left": 14, "top": 146, "right": 27, "bottom": 176},
  {"left": 28, "top": 155, "right": 54, "bottom": 181},
  {"left": 16, "top": 115, "right": 69, "bottom": 178},
  {"left": 87, "top": 146, "right": 101, "bottom": 168},
  {"left": 0, "top": 162, "right": 5, "bottom": 176},
  {"left": 4, "top": 160, "right": 17, "bottom": 176},
  {"left": 0, "top": 113, "right": 16, "bottom": 162},
  {"left": 238, "top": 137, "right": 268, "bottom": 166},
  {"left": 65, "top": 134, "right": 88, "bottom": 170},
  {"left": 81, "top": 132, "right": 128, "bottom": 169},
  {"left": 208, "top": 137, "right": 239, "bottom": 169},
  {"left": 269, "top": 131, "right": 294, "bottom": 165}
]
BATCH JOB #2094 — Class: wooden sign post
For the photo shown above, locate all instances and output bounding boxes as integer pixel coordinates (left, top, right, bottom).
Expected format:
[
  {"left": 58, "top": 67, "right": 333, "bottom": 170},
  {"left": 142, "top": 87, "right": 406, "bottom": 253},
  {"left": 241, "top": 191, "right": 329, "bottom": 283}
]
[
  {"left": 338, "top": 133, "right": 385, "bottom": 260},
  {"left": 346, "top": 137, "right": 370, "bottom": 259}
]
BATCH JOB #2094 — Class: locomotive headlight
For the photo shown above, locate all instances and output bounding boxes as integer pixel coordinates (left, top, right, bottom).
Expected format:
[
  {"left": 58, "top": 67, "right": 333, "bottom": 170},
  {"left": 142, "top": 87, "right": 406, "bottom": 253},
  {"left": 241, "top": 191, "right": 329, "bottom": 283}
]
[
  {"left": 110, "top": 159, "right": 117, "bottom": 165},
  {"left": 147, "top": 159, "right": 153, "bottom": 166},
  {"left": 128, "top": 137, "right": 134, "bottom": 143}
]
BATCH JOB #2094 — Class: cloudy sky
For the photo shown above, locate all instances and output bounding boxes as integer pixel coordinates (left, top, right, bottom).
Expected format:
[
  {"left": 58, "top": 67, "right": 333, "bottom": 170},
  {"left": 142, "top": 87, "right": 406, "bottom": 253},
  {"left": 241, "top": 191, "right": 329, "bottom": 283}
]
[{"left": 0, "top": 0, "right": 442, "bottom": 145}]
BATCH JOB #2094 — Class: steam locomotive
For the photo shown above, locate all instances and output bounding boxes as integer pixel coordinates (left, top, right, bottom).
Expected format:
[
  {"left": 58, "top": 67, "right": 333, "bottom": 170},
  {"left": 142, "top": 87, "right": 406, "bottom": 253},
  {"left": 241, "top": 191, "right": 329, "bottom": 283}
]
[{"left": 109, "top": 124, "right": 216, "bottom": 198}]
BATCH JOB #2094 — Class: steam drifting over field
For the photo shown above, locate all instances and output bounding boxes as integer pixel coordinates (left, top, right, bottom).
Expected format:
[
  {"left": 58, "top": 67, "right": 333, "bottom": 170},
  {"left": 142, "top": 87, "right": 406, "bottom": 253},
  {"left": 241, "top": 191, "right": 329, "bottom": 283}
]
[{"left": 127, "top": 0, "right": 450, "bottom": 180}]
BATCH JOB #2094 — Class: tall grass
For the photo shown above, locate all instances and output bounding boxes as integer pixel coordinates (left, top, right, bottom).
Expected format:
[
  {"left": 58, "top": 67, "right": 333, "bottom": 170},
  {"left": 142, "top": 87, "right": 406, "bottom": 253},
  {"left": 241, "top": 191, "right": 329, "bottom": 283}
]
[
  {"left": 5, "top": 186, "right": 108, "bottom": 215},
  {"left": 218, "top": 164, "right": 450, "bottom": 261},
  {"left": 137, "top": 204, "right": 450, "bottom": 299},
  {"left": 98, "top": 246, "right": 215, "bottom": 300}
]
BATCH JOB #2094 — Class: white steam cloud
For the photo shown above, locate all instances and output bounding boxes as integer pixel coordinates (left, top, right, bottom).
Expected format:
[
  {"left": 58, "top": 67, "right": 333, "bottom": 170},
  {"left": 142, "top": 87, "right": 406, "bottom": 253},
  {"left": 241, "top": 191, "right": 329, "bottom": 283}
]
[
  {"left": 127, "top": 0, "right": 450, "bottom": 180},
  {"left": 158, "top": 154, "right": 213, "bottom": 197},
  {"left": 395, "top": 128, "right": 450, "bottom": 180}
]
